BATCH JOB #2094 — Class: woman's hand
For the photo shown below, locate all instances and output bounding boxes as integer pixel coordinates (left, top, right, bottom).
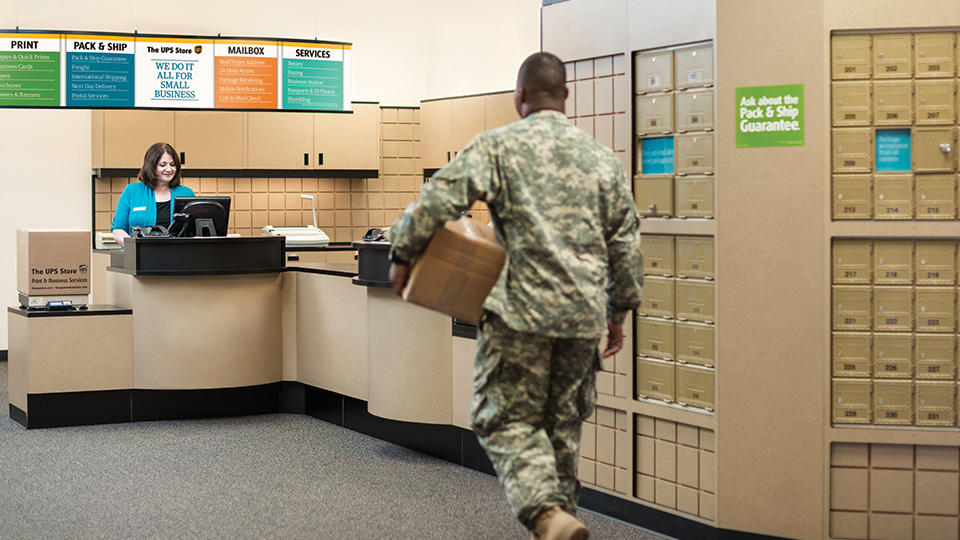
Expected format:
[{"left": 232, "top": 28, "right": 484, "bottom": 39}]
[{"left": 112, "top": 229, "right": 130, "bottom": 248}]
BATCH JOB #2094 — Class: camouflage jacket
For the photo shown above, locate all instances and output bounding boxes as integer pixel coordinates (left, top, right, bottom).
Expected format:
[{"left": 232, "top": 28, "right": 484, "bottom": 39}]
[{"left": 388, "top": 109, "right": 643, "bottom": 338}]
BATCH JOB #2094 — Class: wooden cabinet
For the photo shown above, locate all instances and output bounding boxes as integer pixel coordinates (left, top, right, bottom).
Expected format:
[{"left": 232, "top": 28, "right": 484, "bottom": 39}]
[
  {"left": 246, "top": 112, "right": 313, "bottom": 169},
  {"left": 102, "top": 110, "right": 175, "bottom": 169},
  {"left": 313, "top": 103, "right": 379, "bottom": 170},
  {"left": 420, "top": 91, "right": 519, "bottom": 170},
  {"left": 174, "top": 111, "right": 244, "bottom": 169}
]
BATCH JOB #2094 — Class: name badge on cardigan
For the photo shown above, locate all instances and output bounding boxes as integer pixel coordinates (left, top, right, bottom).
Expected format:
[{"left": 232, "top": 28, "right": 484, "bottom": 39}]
[{"left": 132, "top": 206, "right": 147, "bottom": 211}]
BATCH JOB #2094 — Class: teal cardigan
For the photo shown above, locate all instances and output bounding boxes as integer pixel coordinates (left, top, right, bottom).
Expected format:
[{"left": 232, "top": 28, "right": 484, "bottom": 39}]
[{"left": 110, "top": 182, "right": 196, "bottom": 234}]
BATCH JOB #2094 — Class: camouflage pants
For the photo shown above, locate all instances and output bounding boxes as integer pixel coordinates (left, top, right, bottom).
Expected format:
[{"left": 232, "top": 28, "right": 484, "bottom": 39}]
[{"left": 470, "top": 312, "right": 600, "bottom": 531}]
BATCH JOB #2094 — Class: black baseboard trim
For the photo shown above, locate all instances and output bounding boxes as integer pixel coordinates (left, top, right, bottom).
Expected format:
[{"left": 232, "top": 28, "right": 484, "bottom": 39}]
[
  {"left": 25, "top": 390, "right": 132, "bottom": 429},
  {"left": 342, "top": 396, "right": 462, "bottom": 464},
  {"left": 0, "top": 349, "right": 7, "bottom": 362},
  {"left": 9, "top": 404, "right": 26, "bottom": 427},
  {"left": 132, "top": 383, "right": 280, "bottom": 422},
  {"left": 279, "top": 381, "right": 306, "bottom": 414}
]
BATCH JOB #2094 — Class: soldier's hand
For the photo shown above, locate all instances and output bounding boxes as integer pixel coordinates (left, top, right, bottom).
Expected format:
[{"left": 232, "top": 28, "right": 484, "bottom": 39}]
[
  {"left": 389, "top": 262, "right": 410, "bottom": 296},
  {"left": 601, "top": 322, "right": 623, "bottom": 358}
]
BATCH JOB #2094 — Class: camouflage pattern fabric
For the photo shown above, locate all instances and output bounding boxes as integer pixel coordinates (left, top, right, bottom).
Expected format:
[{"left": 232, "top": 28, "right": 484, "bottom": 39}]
[
  {"left": 471, "top": 312, "right": 600, "bottom": 531},
  {"left": 387, "top": 109, "right": 644, "bottom": 338}
]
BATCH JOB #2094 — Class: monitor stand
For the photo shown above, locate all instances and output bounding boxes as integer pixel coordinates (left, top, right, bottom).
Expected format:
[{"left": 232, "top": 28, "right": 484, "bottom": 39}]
[{"left": 195, "top": 218, "right": 216, "bottom": 237}]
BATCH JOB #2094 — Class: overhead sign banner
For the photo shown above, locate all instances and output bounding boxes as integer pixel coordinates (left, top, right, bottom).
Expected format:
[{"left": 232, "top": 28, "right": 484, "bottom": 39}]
[
  {"left": 0, "top": 33, "right": 61, "bottom": 107},
  {"left": 135, "top": 37, "right": 214, "bottom": 108},
  {"left": 735, "top": 84, "right": 804, "bottom": 148},
  {"left": 214, "top": 39, "right": 278, "bottom": 109},
  {"left": 65, "top": 34, "right": 135, "bottom": 107},
  {"left": 281, "top": 42, "right": 347, "bottom": 111}
]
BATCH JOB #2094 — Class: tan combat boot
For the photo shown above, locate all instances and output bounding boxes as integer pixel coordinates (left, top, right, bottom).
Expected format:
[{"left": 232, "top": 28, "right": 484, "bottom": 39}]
[{"left": 532, "top": 507, "right": 589, "bottom": 540}]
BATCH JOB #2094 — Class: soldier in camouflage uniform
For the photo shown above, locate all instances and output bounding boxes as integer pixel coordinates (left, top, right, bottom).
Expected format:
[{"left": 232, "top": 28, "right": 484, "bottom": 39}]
[{"left": 388, "top": 52, "right": 643, "bottom": 539}]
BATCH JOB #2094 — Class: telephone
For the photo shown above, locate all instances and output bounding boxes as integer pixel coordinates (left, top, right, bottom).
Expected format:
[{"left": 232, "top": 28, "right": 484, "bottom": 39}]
[{"left": 132, "top": 225, "right": 170, "bottom": 238}]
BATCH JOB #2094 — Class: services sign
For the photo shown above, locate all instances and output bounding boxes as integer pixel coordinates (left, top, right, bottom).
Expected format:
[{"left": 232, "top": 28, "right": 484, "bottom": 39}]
[
  {"left": 0, "top": 33, "right": 61, "bottom": 107},
  {"left": 736, "top": 84, "right": 804, "bottom": 148}
]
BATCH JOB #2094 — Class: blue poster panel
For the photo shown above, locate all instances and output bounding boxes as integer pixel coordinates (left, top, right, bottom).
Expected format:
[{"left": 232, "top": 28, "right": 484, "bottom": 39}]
[
  {"left": 876, "top": 129, "right": 911, "bottom": 172},
  {"left": 641, "top": 137, "right": 675, "bottom": 175}
]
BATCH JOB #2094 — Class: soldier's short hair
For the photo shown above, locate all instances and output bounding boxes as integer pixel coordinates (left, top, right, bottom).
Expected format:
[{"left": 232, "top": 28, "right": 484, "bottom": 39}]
[{"left": 517, "top": 52, "right": 566, "bottom": 101}]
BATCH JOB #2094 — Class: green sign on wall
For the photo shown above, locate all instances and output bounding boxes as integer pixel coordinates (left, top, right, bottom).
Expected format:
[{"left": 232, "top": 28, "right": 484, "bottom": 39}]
[{"left": 736, "top": 84, "right": 804, "bottom": 147}]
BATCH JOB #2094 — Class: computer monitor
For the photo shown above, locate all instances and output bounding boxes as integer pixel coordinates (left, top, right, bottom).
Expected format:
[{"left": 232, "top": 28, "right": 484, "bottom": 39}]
[{"left": 170, "top": 196, "right": 231, "bottom": 237}]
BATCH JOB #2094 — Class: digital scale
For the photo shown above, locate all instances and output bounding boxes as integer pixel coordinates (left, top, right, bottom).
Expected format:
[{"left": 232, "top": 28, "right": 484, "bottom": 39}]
[{"left": 260, "top": 194, "right": 331, "bottom": 247}]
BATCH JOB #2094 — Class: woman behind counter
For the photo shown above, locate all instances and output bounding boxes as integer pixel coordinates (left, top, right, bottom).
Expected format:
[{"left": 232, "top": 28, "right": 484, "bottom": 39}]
[{"left": 111, "top": 142, "right": 195, "bottom": 247}]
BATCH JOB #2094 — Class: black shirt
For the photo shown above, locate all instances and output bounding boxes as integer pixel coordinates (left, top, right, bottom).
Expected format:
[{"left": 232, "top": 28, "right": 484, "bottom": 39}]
[{"left": 156, "top": 200, "right": 171, "bottom": 228}]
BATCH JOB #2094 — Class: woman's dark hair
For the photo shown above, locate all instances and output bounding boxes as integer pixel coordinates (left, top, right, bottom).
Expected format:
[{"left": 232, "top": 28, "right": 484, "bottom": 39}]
[{"left": 138, "top": 142, "right": 182, "bottom": 189}]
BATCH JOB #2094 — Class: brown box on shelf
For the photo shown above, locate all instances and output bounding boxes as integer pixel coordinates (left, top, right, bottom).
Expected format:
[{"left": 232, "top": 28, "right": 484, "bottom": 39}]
[
  {"left": 402, "top": 217, "right": 505, "bottom": 325},
  {"left": 16, "top": 229, "right": 91, "bottom": 296}
]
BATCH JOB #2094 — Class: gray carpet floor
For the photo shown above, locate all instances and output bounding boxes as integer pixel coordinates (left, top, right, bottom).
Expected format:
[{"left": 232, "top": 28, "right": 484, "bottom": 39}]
[{"left": 0, "top": 361, "right": 667, "bottom": 539}]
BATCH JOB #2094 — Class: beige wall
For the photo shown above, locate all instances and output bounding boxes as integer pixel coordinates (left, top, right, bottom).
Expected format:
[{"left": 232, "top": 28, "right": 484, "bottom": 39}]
[{"left": 0, "top": 1, "right": 539, "bottom": 350}]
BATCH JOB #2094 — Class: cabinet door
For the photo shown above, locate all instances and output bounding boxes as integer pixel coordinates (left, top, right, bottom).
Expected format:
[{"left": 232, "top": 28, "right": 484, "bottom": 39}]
[
  {"left": 483, "top": 91, "right": 520, "bottom": 130},
  {"left": 313, "top": 103, "right": 380, "bottom": 170},
  {"left": 449, "top": 95, "right": 485, "bottom": 155},
  {"left": 103, "top": 110, "right": 175, "bottom": 168},
  {"left": 420, "top": 99, "right": 452, "bottom": 170},
  {"left": 247, "top": 111, "right": 313, "bottom": 169},
  {"left": 174, "top": 111, "right": 244, "bottom": 169}
]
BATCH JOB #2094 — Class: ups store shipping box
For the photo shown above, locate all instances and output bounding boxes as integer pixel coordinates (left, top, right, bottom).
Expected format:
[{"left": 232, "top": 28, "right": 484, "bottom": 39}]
[
  {"left": 402, "top": 217, "right": 505, "bottom": 324},
  {"left": 17, "top": 229, "right": 91, "bottom": 296}
]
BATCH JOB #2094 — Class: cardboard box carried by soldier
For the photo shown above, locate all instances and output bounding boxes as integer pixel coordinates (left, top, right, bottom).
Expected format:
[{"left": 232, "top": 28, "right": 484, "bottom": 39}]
[
  {"left": 402, "top": 216, "right": 505, "bottom": 324},
  {"left": 17, "top": 229, "right": 91, "bottom": 296}
]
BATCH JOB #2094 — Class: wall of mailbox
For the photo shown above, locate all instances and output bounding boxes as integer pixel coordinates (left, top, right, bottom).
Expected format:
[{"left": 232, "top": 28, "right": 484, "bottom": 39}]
[
  {"left": 832, "top": 32, "right": 960, "bottom": 220},
  {"left": 634, "top": 42, "right": 716, "bottom": 219},
  {"left": 831, "top": 238, "right": 960, "bottom": 426},
  {"left": 637, "top": 234, "right": 716, "bottom": 412}
]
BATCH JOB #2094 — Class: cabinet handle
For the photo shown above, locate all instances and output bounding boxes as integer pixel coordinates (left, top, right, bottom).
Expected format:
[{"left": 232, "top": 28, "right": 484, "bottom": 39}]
[
  {"left": 447, "top": 151, "right": 451, "bottom": 161},
  {"left": 318, "top": 153, "right": 324, "bottom": 166},
  {"left": 303, "top": 153, "right": 309, "bottom": 166},
  {"left": 180, "top": 152, "right": 185, "bottom": 164}
]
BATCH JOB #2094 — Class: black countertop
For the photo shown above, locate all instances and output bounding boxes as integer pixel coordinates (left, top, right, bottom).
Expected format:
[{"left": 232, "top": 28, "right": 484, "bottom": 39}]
[{"left": 8, "top": 304, "right": 133, "bottom": 318}]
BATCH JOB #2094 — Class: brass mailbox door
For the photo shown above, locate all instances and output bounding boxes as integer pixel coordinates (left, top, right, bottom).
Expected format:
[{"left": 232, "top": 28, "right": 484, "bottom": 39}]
[
  {"left": 635, "top": 50, "right": 674, "bottom": 94},
  {"left": 642, "top": 234, "right": 675, "bottom": 276},
  {"left": 915, "top": 381, "right": 955, "bottom": 426},
  {"left": 833, "top": 239, "right": 873, "bottom": 284},
  {"left": 915, "top": 79, "right": 956, "bottom": 126},
  {"left": 915, "top": 174, "right": 957, "bottom": 219},
  {"left": 832, "top": 35, "right": 872, "bottom": 80},
  {"left": 833, "top": 379, "right": 872, "bottom": 424},
  {"left": 635, "top": 93, "right": 675, "bottom": 135},
  {"left": 873, "top": 286, "right": 914, "bottom": 332},
  {"left": 674, "top": 44, "right": 713, "bottom": 90},
  {"left": 675, "top": 89, "right": 714, "bottom": 132},
  {"left": 674, "top": 134, "right": 714, "bottom": 176},
  {"left": 874, "top": 239, "right": 914, "bottom": 284},
  {"left": 874, "top": 174, "right": 914, "bottom": 219},
  {"left": 675, "top": 176, "right": 714, "bottom": 218},
  {"left": 676, "top": 321, "right": 715, "bottom": 367},
  {"left": 636, "top": 357, "right": 676, "bottom": 402},
  {"left": 832, "top": 128, "right": 873, "bottom": 173},
  {"left": 914, "top": 33, "right": 957, "bottom": 78},
  {"left": 873, "top": 332, "right": 914, "bottom": 378},
  {"left": 873, "top": 81, "right": 913, "bottom": 125},
  {"left": 639, "top": 276, "right": 675, "bottom": 319},
  {"left": 636, "top": 316, "right": 676, "bottom": 360},
  {"left": 832, "top": 81, "right": 872, "bottom": 126},
  {"left": 915, "top": 287, "right": 956, "bottom": 332},
  {"left": 833, "top": 332, "right": 872, "bottom": 377},
  {"left": 634, "top": 175, "right": 674, "bottom": 217},
  {"left": 874, "top": 380, "right": 913, "bottom": 425},
  {"left": 913, "top": 127, "right": 957, "bottom": 173},
  {"left": 916, "top": 239, "right": 956, "bottom": 284},
  {"left": 676, "top": 364, "right": 715, "bottom": 410},
  {"left": 833, "top": 286, "right": 872, "bottom": 331},
  {"left": 873, "top": 34, "right": 913, "bottom": 79},
  {"left": 675, "top": 280, "right": 715, "bottom": 324},
  {"left": 676, "top": 236, "right": 715, "bottom": 279},
  {"left": 915, "top": 334, "right": 956, "bottom": 380},
  {"left": 833, "top": 174, "right": 873, "bottom": 219}
]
